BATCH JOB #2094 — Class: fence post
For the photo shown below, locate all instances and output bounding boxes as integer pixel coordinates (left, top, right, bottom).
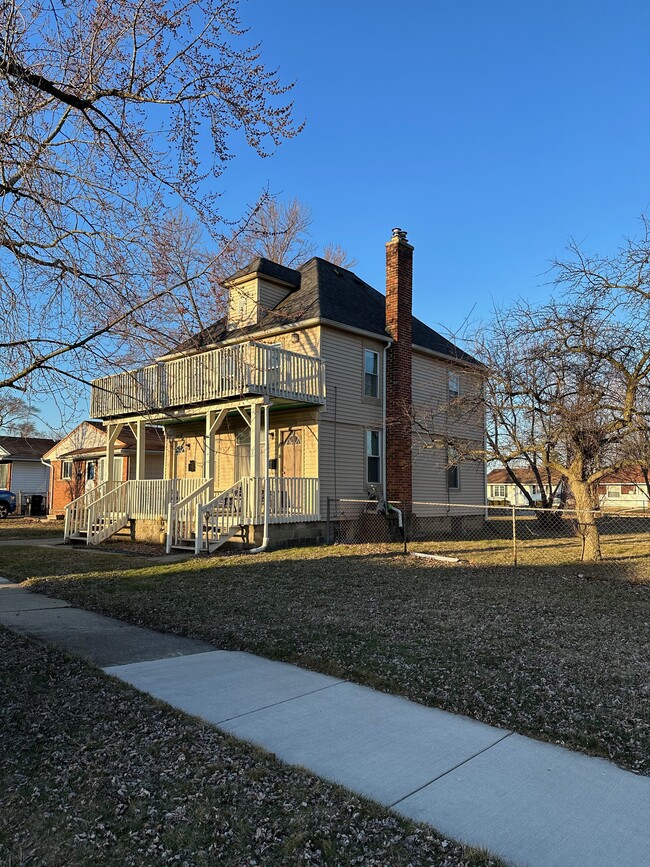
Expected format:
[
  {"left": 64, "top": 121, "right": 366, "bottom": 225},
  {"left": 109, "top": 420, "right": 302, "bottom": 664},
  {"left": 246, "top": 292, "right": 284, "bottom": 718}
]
[
  {"left": 403, "top": 501, "right": 408, "bottom": 555},
  {"left": 511, "top": 506, "right": 518, "bottom": 567},
  {"left": 326, "top": 497, "right": 331, "bottom": 544}
]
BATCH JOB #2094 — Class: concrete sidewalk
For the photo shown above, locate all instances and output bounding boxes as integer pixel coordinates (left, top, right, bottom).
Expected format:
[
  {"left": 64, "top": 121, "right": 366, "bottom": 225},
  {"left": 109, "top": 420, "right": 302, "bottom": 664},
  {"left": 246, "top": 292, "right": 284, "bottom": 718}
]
[{"left": 2, "top": 577, "right": 649, "bottom": 867}]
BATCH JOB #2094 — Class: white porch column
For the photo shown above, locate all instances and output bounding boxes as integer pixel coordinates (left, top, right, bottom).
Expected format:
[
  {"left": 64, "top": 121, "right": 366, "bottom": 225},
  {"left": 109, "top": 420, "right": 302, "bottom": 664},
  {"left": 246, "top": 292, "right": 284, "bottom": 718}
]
[
  {"left": 105, "top": 423, "right": 123, "bottom": 486},
  {"left": 131, "top": 419, "right": 146, "bottom": 481},
  {"left": 251, "top": 402, "right": 261, "bottom": 521},
  {"left": 205, "top": 408, "right": 228, "bottom": 499}
]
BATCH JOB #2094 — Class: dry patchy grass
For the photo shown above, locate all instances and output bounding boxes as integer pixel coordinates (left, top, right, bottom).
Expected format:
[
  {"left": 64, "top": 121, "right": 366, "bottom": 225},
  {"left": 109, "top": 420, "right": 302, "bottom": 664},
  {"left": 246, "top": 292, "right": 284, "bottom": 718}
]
[
  {"left": 2, "top": 541, "right": 649, "bottom": 775},
  {"left": 0, "top": 628, "right": 500, "bottom": 867},
  {"left": 0, "top": 516, "right": 65, "bottom": 538}
]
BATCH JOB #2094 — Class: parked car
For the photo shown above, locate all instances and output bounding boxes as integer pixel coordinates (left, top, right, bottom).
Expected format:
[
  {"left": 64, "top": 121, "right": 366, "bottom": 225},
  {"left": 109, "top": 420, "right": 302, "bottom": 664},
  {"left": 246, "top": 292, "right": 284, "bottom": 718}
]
[{"left": 0, "top": 490, "right": 18, "bottom": 518}]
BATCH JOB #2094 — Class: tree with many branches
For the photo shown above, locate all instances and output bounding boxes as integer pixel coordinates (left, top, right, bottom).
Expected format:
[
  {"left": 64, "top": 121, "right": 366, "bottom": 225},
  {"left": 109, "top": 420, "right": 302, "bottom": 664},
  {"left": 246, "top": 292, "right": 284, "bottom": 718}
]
[
  {"left": 415, "top": 226, "right": 650, "bottom": 561},
  {"left": 0, "top": 0, "right": 301, "bottom": 401}
]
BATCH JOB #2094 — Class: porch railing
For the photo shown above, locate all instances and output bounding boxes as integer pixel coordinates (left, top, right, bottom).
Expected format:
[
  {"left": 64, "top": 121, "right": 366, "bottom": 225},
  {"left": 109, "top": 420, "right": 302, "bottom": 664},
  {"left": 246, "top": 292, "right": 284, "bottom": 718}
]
[
  {"left": 64, "top": 482, "right": 108, "bottom": 539},
  {"left": 166, "top": 480, "right": 212, "bottom": 553},
  {"left": 86, "top": 482, "right": 130, "bottom": 545},
  {"left": 66, "top": 476, "right": 321, "bottom": 549},
  {"left": 128, "top": 478, "right": 206, "bottom": 519},
  {"left": 249, "top": 477, "right": 320, "bottom": 524},
  {"left": 90, "top": 341, "right": 326, "bottom": 419},
  {"left": 196, "top": 479, "right": 249, "bottom": 554}
]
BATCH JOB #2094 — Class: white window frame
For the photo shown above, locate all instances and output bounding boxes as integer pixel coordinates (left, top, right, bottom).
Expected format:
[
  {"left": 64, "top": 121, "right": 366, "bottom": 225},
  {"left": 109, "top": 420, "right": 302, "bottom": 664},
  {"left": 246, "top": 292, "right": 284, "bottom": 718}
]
[
  {"left": 364, "top": 349, "right": 380, "bottom": 399},
  {"left": 447, "top": 447, "right": 460, "bottom": 490},
  {"left": 491, "top": 484, "right": 506, "bottom": 498},
  {"left": 61, "top": 460, "right": 72, "bottom": 480},
  {"left": 448, "top": 370, "right": 460, "bottom": 399},
  {"left": 607, "top": 485, "right": 621, "bottom": 499},
  {"left": 366, "top": 429, "right": 381, "bottom": 485}
]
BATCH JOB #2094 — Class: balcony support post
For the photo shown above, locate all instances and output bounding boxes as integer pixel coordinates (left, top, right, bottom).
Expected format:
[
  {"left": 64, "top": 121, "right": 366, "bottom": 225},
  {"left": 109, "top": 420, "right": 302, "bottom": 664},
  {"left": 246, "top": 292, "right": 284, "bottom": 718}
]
[
  {"left": 130, "top": 419, "right": 146, "bottom": 481},
  {"left": 205, "top": 408, "right": 227, "bottom": 498},
  {"left": 105, "top": 423, "right": 124, "bottom": 487},
  {"left": 250, "top": 401, "right": 261, "bottom": 522}
]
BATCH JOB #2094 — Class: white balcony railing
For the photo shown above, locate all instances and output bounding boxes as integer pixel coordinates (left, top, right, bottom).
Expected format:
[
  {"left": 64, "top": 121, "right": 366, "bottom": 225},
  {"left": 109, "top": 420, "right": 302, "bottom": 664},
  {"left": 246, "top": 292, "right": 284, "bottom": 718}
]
[{"left": 90, "top": 341, "right": 325, "bottom": 419}]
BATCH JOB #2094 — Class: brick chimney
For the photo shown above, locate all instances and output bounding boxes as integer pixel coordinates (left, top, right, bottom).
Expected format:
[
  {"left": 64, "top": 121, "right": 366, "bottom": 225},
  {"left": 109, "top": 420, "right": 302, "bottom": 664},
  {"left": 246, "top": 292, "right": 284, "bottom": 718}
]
[{"left": 385, "top": 227, "right": 413, "bottom": 509}]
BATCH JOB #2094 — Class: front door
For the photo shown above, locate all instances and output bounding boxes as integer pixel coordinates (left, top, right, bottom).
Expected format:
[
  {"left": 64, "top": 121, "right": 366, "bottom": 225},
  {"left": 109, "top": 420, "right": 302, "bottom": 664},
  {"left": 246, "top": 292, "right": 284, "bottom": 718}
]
[
  {"left": 280, "top": 430, "right": 302, "bottom": 478},
  {"left": 280, "top": 430, "right": 303, "bottom": 513}
]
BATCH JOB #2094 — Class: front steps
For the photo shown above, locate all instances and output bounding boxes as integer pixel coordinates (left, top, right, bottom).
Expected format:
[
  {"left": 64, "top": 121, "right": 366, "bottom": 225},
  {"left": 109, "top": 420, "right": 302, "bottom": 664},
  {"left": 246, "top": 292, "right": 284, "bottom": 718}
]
[{"left": 170, "top": 524, "right": 248, "bottom": 554}]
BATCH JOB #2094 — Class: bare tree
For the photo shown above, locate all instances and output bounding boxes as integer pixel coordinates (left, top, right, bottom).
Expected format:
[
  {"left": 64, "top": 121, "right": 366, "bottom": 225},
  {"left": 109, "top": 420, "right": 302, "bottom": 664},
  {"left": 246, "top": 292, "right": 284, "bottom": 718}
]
[
  {"left": 0, "top": 0, "right": 301, "bottom": 397},
  {"left": 0, "top": 396, "right": 41, "bottom": 435},
  {"left": 444, "top": 288, "right": 650, "bottom": 561},
  {"left": 322, "top": 242, "right": 358, "bottom": 270}
]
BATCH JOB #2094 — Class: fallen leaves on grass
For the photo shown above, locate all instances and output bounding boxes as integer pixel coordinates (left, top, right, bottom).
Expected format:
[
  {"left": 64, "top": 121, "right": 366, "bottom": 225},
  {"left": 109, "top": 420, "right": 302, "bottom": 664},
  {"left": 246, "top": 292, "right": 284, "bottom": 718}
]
[{"left": 0, "top": 628, "right": 500, "bottom": 866}]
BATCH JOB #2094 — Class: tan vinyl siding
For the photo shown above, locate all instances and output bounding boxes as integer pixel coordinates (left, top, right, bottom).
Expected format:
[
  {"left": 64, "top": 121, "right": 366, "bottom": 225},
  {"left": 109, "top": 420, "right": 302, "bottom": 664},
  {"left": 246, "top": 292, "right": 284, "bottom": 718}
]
[
  {"left": 320, "top": 327, "right": 384, "bottom": 427},
  {"left": 258, "top": 278, "right": 292, "bottom": 316},
  {"left": 212, "top": 408, "right": 319, "bottom": 492},
  {"left": 318, "top": 326, "right": 385, "bottom": 513},
  {"left": 254, "top": 326, "right": 321, "bottom": 359},
  {"left": 411, "top": 351, "right": 485, "bottom": 512}
]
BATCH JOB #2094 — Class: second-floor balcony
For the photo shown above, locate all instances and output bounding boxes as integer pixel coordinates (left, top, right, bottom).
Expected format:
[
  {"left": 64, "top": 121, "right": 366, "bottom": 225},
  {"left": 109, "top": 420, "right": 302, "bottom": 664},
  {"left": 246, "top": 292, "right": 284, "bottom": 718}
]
[{"left": 91, "top": 340, "right": 326, "bottom": 420}]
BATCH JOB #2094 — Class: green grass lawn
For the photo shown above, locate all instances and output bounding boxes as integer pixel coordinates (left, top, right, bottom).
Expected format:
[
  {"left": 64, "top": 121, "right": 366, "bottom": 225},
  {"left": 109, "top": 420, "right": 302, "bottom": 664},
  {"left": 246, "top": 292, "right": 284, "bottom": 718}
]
[
  {"left": 0, "top": 628, "right": 499, "bottom": 866},
  {"left": 3, "top": 541, "right": 648, "bottom": 776}
]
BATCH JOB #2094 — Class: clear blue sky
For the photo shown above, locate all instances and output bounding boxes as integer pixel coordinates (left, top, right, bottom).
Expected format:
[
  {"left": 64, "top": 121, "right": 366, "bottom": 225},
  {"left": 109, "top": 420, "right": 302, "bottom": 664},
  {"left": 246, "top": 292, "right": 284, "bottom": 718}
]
[
  {"left": 217, "top": 0, "right": 650, "bottom": 338},
  {"left": 36, "top": 0, "right": 650, "bottom": 431}
]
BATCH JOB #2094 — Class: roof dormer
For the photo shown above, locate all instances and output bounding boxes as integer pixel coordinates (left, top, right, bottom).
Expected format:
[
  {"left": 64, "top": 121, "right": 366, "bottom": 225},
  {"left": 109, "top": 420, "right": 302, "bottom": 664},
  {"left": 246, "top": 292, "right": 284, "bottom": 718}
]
[{"left": 224, "top": 258, "right": 301, "bottom": 331}]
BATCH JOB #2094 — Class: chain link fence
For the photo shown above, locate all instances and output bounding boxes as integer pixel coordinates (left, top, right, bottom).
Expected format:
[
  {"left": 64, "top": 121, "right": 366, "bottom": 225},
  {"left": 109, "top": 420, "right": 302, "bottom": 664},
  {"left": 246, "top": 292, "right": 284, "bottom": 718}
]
[{"left": 326, "top": 498, "right": 650, "bottom": 567}]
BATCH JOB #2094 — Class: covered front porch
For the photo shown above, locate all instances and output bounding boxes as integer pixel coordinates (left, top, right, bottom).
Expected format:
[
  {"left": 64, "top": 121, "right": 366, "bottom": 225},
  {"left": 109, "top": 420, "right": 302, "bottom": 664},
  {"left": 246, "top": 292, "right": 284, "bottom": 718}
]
[{"left": 64, "top": 397, "right": 321, "bottom": 553}]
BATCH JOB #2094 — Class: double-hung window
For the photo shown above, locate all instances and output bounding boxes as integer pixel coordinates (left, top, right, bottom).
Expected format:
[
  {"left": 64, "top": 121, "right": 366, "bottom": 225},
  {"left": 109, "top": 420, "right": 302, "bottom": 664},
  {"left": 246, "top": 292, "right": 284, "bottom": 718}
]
[
  {"left": 447, "top": 446, "right": 460, "bottom": 490},
  {"left": 364, "top": 349, "right": 379, "bottom": 399},
  {"left": 366, "top": 430, "right": 381, "bottom": 484},
  {"left": 448, "top": 370, "right": 460, "bottom": 399},
  {"left": 61, "top": 460, "right": 72, "bottom": 480}
]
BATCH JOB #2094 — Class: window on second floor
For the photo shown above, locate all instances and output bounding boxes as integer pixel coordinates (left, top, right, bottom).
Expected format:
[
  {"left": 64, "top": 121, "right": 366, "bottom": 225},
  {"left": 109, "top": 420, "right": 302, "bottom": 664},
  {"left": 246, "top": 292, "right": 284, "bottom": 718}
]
[
  {"left": 448, "top": 370, "right": 460, "bottom": 399},
  {"left": 364, "top": 349, "right": 379, "bottom": 399}
]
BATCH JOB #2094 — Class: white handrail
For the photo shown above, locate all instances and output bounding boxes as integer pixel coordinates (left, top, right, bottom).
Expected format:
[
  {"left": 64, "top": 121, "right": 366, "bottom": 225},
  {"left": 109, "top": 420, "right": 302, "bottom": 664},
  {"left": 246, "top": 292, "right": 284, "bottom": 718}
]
[
  {"left": 64, "top": 482, "right": 108, "bottom": 541},
  {"left": 196, "top": 479, "right": 249, "bottom": 554},
  {"left": 85, "top": 482, "right": 130, "bottom": 545},
  {"left": 166, "top": 479, "right": 211, "bottom": 553}
]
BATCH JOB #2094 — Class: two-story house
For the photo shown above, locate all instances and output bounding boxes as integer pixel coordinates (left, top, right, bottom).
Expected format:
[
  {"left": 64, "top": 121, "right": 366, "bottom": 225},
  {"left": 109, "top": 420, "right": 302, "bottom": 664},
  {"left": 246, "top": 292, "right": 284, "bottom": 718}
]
[{"left": 66, "top": 229, "right": 485, "bottom": 551}]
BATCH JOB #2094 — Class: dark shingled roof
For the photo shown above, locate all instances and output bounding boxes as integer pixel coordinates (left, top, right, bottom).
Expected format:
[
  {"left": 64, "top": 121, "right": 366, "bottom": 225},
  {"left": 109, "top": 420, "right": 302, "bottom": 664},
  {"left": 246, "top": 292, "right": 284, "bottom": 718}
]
[
  {"left": 0, "top": 435, "right": 57, "bottom": 460},
  {"left": 227, "top": 257, "right": 301, "bottom": 287},
  {"left": 176, "top": 256, "right": 480, "bottom": 365}
]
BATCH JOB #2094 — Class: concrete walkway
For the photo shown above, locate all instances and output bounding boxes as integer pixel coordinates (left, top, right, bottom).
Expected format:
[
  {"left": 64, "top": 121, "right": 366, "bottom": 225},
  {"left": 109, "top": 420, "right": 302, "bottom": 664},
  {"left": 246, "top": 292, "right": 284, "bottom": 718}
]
[{"left": 1, "top": 577, "right": 649, "bottom": 867}]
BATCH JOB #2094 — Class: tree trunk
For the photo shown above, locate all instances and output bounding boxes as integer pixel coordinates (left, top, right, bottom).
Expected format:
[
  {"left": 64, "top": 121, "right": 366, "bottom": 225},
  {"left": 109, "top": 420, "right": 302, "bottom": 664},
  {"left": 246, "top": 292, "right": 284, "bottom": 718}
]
[{"left": 571, "top": 480, "right": 602, "bottom": 562}]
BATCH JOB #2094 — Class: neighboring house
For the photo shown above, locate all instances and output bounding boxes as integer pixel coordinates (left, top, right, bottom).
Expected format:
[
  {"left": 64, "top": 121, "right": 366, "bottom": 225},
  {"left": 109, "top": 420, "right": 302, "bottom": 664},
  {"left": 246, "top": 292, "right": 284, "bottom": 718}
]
[
  {"left": 44, "top": 422, "right": 165, "bottom": 516},
  {"left": 0, "top": 436, "right": 57, "bottom": 511},
  {"left": 596, "top": 471, "right": 649, "bottom": 512},
  {"left": 487, "top": 467, "right": 560, "bottom": 506},
  {"left": 70, "top": 228, "right": 486, "bottom": 551}
]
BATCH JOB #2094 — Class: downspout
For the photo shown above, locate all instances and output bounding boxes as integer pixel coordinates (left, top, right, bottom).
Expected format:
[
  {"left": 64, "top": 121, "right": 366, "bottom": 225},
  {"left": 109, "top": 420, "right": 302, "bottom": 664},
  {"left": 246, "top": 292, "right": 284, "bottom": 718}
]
[
  {"left": 41, "top": 459, "right": 52, "bottom": 513},
  {"left": 251, "top": 403, "right": 271, "bottom": 553}
]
